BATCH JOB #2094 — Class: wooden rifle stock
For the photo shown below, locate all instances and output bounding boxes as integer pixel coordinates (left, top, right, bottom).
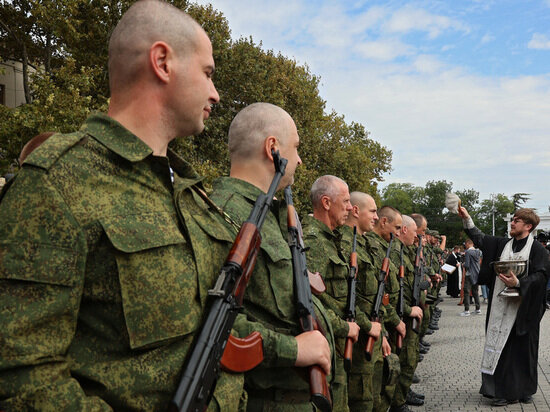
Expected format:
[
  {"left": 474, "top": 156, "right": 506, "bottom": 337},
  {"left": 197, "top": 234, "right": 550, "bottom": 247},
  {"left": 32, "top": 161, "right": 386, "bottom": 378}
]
[
  {"left": 309, "top": 270, "right": 327, "bottom": 295},
  {"left": 396, "top": 243, "right": 405, "bottom": 355},
  {"left": 344, "top": 226, "right": 358, "bottom": 372},
  {"left": 411, "top": 236, "right": 423, "bottom": 334},
  {"left": 170, "top": 150, "right": 287, "bottom": 412},
  {"left": 220, "top": 332, "right": 263, "bottom": 372},
  {"left": 285, "top": 186, "right": 332, "bottom": 412},
  {"left": 366, "top": 234, "right": 394, "bottom": 361}
]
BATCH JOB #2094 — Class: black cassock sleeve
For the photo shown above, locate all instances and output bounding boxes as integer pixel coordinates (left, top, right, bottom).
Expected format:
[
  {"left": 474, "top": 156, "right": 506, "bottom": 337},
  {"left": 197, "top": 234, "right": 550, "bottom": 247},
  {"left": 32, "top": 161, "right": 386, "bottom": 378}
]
[{"left": 516, "top": 241, "right": 550, "bottom": 336}]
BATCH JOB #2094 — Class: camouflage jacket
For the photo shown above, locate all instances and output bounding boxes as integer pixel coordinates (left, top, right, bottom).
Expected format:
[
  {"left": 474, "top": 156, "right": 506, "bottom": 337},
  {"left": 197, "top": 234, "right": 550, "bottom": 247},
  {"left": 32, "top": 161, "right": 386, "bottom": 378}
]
[
  {"left": 339, "top": 225, "right": 378, "bottom": 333},
  {"left": 210, "top": 177, "right": 336, "bottom": 392},
  {"left": 406, "top": 244, "right": 427, "bottom": 306},
  {"left": 363, "top": 231, "right": 401, "bottom": 329},
  {"left": 390, "top": 239, "right": 414, "bottom": 318},
  {"left": 0, "top": 114, "right": 243, "bottom": 411},
  {"left": 301, "top": 215, "right": 351, "bottom": 341}
]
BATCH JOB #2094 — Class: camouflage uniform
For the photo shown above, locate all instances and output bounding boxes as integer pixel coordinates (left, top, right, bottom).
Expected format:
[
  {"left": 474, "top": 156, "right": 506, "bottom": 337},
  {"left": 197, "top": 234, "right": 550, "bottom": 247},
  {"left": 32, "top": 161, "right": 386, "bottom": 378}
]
[
  {"left": 301, "top": 215, "right": 351, "bottom": 412},
  {"left": 420, "top": 245, "right": 437, "bottom": 336},
  {"left": 390, "top": 243, "right": 421, "bottom": 409},
  {"left": 340, "top": 225, "right": 380, "bottom": 412},
  {"left": 364, "top": 231, "right": 401, "bottom": 412},
  {"left": 0, "top": 114, "right": 244, "bottom": 411},
  {"left": 210, "top": 177, "right": 336, "bottom": 412}
]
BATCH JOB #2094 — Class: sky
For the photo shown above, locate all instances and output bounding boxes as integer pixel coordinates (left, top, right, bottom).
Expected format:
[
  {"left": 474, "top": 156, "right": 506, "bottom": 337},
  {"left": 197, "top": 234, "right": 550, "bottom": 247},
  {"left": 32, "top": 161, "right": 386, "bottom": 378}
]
[{"left": 196, "top": 0, "right": 550, "bottom": 213}]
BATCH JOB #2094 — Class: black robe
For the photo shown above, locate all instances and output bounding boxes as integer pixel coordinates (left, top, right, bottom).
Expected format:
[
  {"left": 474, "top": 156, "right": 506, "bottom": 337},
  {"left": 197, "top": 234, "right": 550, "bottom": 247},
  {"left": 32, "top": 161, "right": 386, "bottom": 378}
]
[
  {"left": 466, "top": 226, "right": 550, "bottom": 400},
  {"left": 445, "top": 253, "right": 460, "bottom": 298}
]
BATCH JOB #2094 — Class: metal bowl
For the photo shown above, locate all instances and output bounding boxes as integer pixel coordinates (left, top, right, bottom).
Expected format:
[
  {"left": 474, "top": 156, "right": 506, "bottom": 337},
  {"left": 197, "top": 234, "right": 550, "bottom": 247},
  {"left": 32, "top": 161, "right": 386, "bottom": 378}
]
[{"left": 492, "top": 260, "right": 527, "bottom": 278}]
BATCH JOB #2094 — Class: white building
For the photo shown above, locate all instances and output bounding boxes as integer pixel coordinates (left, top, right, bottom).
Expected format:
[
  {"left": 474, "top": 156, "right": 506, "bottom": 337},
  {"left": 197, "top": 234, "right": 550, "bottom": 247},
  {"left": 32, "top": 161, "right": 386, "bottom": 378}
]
[{"left": 0, "top": 59, "right": 35, "bottom": 108}]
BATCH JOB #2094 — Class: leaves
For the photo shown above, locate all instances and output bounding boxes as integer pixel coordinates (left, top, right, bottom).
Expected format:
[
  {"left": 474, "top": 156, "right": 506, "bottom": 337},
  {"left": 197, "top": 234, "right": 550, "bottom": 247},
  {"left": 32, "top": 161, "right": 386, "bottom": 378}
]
[{"left": 0, "top": 0, "right": 391, "bottom": 217}]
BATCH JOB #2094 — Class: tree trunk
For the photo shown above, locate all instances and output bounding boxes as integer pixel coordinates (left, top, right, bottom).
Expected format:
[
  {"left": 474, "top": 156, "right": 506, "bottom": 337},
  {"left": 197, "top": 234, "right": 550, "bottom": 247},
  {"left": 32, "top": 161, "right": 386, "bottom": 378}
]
[
  {"left": 22, "top": 42, "right": 31, "bottom": 104},
  {"left": 45, "top": 32, "right": 51, "bottom": 73}
]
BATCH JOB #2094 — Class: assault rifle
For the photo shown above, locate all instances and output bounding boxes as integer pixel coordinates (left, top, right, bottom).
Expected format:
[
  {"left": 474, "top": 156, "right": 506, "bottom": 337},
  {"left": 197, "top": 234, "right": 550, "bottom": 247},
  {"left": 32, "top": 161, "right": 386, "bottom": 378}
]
[
  {"left": 343, "top": 226, "right": 358, "bottom": 372},
  {"left": 365, "top": 233, "right": 394, "bottom": 361},
  {"left": 170, "top": 150, "right": 287, "bottom": 412},
  {"left": 396, "top": 242, "right": 405, "bottom": 354},
  {"left": 411, "top": 235, "right": 424, "bottom": 334},
  {"left": 284, "top": 185, "right": 332, "bottom": 412}
]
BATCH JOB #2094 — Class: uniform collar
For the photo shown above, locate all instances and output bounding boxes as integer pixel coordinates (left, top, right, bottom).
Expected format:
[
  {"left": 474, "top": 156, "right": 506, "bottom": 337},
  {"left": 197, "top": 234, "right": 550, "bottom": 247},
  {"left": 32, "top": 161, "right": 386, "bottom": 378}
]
[
  {"left": 81, "top": 113, "right": 153, "bottom": 162},
  {"left": 366, "top": 230, "right": 389, "bottom": 247},
  {"left": 213, "top": 176, "right": 267, "bottom": 203},
  {"left": 303, "top": 215, "right": 341, "bottom": 240},
  {"left": 341, "top": 224, "right": 366, "bottom": 247}
]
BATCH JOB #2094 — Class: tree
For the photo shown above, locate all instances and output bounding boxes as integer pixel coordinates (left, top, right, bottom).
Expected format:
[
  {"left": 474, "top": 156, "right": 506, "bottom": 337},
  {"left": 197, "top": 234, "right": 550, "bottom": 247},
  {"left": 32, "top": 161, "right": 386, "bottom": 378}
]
[
  {"left": 381, "top": 183, "right": 424, "bottom": 214},
  {"left": 512, "top": 193, "right": 530, "bottom": 210},
  {"left": 477, "top": 194, "right": 515, "bottom": 237},
  {"left": 0, "top": 0, "right": 393, "bottom": 217}
]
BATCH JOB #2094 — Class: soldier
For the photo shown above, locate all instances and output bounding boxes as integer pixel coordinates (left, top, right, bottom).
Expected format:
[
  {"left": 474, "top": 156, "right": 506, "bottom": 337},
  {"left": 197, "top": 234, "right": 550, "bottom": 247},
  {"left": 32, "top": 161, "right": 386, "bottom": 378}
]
[
  {"left": 389, "top": 215, "right": 425, "bottom": 412},
  {"left": 341, "top": 192, "right": 383, "bottom": 412},
  {"left": 0, "top": 1, "right": 245, "bottom": 410},
  {"left": 210, "top": 102, "right": 334, "bottom": 411},
  {"left": 411, "top": 214, "right": 434, "bottom": 344},
  {"left": 301, "top": 175, "right": 361, "bottom": 412},
  {"left": 364, "top": 205, "right": 406, "bottom": 412}
]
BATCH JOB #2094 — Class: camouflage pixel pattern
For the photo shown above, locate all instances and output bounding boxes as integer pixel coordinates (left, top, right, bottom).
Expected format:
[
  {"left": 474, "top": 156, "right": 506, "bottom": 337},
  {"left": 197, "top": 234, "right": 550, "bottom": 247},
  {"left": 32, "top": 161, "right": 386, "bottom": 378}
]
[
  {"left": 364, "top": 232, "right": 401, "bottom": 330},
  {"left": 210, "top": 177, "right": 336, "bottom": 412},
  {"left": 0, "top": 113, "right": 244, "bottom": 411},
  {"left": 363, "top": 231, "right": 401, "bottom": 412},
  {"left": 391, "top": 245, "right": 421, "bottom": 408},
  {"left": 340, "top": 225, "right": 381, "bottom": 412},
  {"left": 301, "top": 215, "right": 351, "bottom": 412}
]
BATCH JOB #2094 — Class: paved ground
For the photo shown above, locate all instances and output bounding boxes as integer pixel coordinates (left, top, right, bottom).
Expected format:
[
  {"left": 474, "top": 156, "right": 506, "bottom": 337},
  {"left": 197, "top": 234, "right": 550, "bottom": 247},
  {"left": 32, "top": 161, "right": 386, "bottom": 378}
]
[{"left": 411, "top": 289, "right": 550, "bottom": 412}]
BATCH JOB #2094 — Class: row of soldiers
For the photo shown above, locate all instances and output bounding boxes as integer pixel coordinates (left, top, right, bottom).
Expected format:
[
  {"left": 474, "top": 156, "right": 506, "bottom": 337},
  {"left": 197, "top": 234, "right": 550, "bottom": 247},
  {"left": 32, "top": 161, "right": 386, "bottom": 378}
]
[
  {"left": 195, "top": 102, "right": 449, "bottom": 412},
  {"left": 0, "top": 2, "right": 447, "bottom": 411}
]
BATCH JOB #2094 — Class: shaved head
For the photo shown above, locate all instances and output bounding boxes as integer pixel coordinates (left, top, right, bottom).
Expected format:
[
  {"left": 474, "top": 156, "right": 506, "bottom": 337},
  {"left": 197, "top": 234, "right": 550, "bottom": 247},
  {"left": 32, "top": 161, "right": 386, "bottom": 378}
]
[
  {"left": 228, "top": 103, "right": 294, "bottom": 161},
  {"left": 349, "top": 191, "right": 378, "bottom": 234},
  {"left": 376, "top": 205, "right": 401, "bottom": 223},
  {"left": 311, "top": 175, "right": 348, "bottom": 209},
  {"left": 401, "top": 215, "right": 416, "bottom": 229},
  {"left": 108, "top": 0, "right": 203, "bottom": 93},
  {"left": 411, "top": 213, "right": 427, "bottom": 235},
  {"left": 350, "top": 191, "right": 374, "bottom": 208}
]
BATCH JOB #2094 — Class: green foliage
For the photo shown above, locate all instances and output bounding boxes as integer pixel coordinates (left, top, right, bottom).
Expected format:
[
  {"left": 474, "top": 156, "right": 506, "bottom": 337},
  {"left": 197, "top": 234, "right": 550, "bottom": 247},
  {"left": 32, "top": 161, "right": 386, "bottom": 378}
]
[
  {"left": 1, "top": 0, "right": 392, "bottom": 217},
  {"left": 0, "top": 59, "right": 106, "bottom": 171},
  {"left": 477, "top": 194, "right": 515, "bottom": 237},
  {"left": 512, "top": 192, "right": 530, "bottom": 210},
  {"left": 381, "top": 180, "right": 517, "bottom": 247},
  {"left": 381, "top": 183, "right": 424, "bottom": 214}
]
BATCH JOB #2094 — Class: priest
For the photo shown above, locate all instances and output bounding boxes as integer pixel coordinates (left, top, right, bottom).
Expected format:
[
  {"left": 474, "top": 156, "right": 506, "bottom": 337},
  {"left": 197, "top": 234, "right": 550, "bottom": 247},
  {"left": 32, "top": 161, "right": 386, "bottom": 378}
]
[{"left": 458, "top": 206, "right": 549, "bottom": 407}]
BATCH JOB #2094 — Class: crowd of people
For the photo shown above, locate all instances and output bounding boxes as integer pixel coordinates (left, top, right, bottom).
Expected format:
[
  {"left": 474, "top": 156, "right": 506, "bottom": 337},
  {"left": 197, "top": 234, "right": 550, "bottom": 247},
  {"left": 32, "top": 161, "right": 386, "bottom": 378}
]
[{"left": 0, "top": 1, "right": 549, "bottom": 412}]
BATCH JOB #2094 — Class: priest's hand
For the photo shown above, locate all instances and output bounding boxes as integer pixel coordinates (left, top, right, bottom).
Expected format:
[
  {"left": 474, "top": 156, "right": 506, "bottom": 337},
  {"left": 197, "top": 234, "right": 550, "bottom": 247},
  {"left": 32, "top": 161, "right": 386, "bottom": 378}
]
[
  {"left": 458, "top": 206, "right": 470, "bottom": 219},
  {"left": 499, "top": 271, "right": 519, "bottom": 287}
]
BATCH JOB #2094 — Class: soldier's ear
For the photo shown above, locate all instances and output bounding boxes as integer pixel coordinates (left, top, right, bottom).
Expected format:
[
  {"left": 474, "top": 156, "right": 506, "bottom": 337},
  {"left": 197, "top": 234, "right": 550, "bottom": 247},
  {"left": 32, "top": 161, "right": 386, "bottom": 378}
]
[
  {"left": 352, "top": 205, "right": 360, "bottom": 218},
  {"left": 264, "top": 136, "right": 278, "bottom": 161},
  {"left": 150, "top": 41, "right": 172, "bottom": 84},
  {"left": 321, "top": 195, "right": 331, "bottom": 211}
]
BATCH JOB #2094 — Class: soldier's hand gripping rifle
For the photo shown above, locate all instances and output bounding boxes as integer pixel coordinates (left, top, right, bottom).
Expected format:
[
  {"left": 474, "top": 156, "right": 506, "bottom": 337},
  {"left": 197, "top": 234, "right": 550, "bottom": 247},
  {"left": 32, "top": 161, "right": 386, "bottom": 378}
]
[
  {"left": 170, "top": 150, "right": 287, "bottom": 412},
  {"left": 344, "top": 226, "right": 358, "bottom": 372},
  {"left": 284, "top": 185, "right": 332, "bottom": 412},
  {"left": 396, "top": 242, "right": 405, "bottom": 354},
  {"left": 411, "top": 235, "right": 424, "bottom": 334},
  {"left": 365, "top": 233, "right": 394, "bottom": 361}
]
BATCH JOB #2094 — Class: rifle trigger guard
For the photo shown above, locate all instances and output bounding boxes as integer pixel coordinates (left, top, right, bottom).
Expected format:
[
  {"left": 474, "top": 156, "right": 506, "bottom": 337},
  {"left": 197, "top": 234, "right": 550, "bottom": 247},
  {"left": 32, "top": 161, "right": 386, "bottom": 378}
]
[{"left": 208, "top": 269, "right": 228, "bottom": 297}]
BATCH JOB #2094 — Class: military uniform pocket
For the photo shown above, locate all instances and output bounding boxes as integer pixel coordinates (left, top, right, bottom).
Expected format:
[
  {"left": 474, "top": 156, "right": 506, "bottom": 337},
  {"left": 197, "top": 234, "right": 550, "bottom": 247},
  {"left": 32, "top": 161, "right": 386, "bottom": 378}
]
[
  {"left": 101, "top": 212, "right": 201, "bottom": 349},
  {"left": 0, "top": 241, "right": 79, "bottom": 286},
  {"left": 348, "top": 373, "right": 373, "bottom": 402},
  {"left": 325, "top": 254, "right": 348, "bottom": 299}
]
